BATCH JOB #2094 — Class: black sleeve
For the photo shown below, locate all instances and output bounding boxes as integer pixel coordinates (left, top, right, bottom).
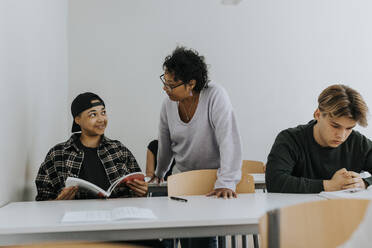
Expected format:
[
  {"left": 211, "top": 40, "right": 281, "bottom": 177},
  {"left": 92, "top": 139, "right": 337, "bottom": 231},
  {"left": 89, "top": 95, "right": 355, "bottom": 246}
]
[
  {"left": 147, "top": 140, "right": 158, "bottom": 156},
  {"left": 266, "top": 130, "right": 324, "bottom": 193},
  {"left": 360, "top": 135, "right": 372, "bottom": 186}
]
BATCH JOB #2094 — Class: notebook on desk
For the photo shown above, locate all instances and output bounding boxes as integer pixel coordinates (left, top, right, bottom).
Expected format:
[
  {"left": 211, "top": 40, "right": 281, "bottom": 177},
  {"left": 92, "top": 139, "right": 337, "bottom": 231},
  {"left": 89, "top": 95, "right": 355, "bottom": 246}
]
[
  {"left": 61, "top": 207, "right": 157, "bottom": 223},
  {"left": 319, "top": 186, "right": 372, "bottom": 199}
]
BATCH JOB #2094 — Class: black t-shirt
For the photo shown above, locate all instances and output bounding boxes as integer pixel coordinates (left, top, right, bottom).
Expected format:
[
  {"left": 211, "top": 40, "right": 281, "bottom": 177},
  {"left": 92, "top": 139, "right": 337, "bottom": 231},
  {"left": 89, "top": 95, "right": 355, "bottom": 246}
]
[
  {"left": 78, "top": 139, "right": 110, "bottom": 191},
  {"left": 266, "top": 120, "right": 372, "bottom": 193},
  {"left": 148, "top": 140, "right": 175, "bottom": 180}
]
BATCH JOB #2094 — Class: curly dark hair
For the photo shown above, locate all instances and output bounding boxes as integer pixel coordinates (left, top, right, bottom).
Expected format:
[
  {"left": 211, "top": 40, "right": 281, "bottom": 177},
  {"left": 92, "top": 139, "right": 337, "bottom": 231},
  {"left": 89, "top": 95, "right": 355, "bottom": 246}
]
[{"left": 163, "top": 46, "right": 209, "bottom": 92}]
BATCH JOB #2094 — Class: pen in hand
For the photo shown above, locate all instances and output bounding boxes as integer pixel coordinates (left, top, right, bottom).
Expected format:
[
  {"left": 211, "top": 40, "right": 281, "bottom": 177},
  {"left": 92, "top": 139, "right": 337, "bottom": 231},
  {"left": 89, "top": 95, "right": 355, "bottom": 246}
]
[{"left": 170, "top": 196, "right": 188, "bottom": 202}]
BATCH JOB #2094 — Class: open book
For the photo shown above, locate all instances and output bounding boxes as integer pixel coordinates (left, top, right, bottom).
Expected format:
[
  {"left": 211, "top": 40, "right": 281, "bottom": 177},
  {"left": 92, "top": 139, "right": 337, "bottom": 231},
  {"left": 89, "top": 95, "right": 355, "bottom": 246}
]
[
  {"left": 61, "top": 207, "right": 157, "bottom": 223},
  {"left": 65, "top": 172, "right": 145, "bottom": 198},
  {"left": 319, "top": 186, "right": 372, "bottom": 199}
]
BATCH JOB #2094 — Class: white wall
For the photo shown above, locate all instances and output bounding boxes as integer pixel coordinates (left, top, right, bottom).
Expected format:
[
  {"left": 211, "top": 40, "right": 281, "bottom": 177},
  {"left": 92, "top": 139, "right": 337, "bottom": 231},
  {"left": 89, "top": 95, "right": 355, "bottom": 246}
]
[
  {"left": 68, "top": 0, "right": 372, "bottom": 170},
  {"left": 0, "top": 0, "right": 68, "bottom": 205}
]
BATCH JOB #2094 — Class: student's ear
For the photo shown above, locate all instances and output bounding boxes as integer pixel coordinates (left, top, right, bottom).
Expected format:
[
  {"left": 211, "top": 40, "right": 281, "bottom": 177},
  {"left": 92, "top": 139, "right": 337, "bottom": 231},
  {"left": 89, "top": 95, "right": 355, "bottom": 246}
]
[
  {"left": 74, "top": 115, "right": 81, "bottom": 126},
  {"left": 314, "top": 108, "right": 321, "bottom": 120},
  {"left": 188, "top": 79, "right": 196, "bottom": 91}
]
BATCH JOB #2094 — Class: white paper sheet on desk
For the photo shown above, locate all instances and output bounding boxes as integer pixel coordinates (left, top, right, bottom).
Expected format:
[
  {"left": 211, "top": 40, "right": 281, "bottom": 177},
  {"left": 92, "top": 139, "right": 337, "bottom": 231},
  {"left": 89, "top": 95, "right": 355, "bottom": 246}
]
[
  {"left": 61, "top": 207, "right": 157, "bottom": 223},
  {"left": 319, "top": 186, "right": 372, "bottom": 199}
]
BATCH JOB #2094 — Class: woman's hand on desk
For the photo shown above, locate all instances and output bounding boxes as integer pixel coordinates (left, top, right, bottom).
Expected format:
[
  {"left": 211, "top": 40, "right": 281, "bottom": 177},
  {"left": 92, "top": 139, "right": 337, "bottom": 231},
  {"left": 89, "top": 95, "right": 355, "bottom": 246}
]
[
  {"left": 148, "top": 175, "right": 164, "bottom": 184},
  {"left": 127, "top": 179, "right": 148, "bottom": 197},
  {"left": 206, "top": 188, "right": 237, "bottom": 199},
  {"left": 56, "top": 186, "right": 78, "bottom": 200}
]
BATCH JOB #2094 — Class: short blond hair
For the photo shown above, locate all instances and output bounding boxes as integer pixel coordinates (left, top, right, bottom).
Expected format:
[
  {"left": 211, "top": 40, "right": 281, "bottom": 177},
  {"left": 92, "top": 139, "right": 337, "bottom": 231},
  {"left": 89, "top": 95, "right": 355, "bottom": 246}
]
[{"left": 318, "top": 84, "right": 368, "bottom": 127}]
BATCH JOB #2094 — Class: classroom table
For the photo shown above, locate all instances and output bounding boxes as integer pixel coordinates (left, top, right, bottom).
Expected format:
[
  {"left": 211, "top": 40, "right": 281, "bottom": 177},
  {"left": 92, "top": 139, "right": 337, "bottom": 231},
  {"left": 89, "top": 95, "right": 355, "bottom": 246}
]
[{"left": 0, "top": 193, "right": 322, "bottom": 246}]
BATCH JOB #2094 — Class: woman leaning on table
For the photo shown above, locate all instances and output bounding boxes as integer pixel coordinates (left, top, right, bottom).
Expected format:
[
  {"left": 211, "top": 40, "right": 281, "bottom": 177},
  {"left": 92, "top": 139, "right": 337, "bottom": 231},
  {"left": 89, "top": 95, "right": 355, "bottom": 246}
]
[{"left": 151, "top": 46, "right": 242, "bottom": 199}]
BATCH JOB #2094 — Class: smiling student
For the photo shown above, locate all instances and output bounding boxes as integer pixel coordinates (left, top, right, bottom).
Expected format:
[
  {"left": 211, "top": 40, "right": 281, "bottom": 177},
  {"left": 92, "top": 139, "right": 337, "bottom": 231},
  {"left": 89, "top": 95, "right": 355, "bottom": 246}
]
[
  {"left": 35, "top": 92, "right": 147, "bottom": 201},
  {"left": 266, "top": 84, "right": 372, "bottom": 193}
]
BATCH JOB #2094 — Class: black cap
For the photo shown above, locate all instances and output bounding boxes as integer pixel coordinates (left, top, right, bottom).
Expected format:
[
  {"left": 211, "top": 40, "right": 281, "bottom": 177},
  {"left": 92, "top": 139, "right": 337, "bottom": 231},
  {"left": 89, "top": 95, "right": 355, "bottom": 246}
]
[{"left": 71, "top": 92, "right": 105, "bottom": 133}]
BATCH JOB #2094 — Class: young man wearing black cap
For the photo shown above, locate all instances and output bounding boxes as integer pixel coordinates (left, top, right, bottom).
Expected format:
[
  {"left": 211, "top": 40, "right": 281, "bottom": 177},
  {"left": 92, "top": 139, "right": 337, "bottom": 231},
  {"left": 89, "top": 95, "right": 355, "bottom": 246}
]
[{"left": 35, "top": 92, "right": 147, "bottom": 200}]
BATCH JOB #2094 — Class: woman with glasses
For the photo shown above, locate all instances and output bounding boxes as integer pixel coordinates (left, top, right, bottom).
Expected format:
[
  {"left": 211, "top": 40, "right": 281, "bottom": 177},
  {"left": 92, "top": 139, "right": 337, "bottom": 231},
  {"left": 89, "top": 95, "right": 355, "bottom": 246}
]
[
  {"left": 153, "top": 46, "right": 242, "bottom": 198},
  {"left": 153, "top": 46, "right": 242, "bottom": 248}
]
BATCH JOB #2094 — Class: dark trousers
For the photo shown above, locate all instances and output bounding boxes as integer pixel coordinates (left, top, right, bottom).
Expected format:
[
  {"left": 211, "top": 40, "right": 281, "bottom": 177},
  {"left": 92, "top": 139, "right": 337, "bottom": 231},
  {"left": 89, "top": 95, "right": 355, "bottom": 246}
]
[
  {"left": 179, "top": 237, "right": 218, "bottom": 248},
  {"left": 122, "top": 239, "right": 165, "bottom": 248}
]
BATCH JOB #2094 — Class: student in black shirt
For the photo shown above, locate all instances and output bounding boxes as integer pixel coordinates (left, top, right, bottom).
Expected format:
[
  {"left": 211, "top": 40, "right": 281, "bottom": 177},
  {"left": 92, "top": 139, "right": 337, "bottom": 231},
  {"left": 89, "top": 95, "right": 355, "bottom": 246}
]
[
  {"left": 146, "top": 139, "right": 174, "bottom": 181},
  {"left": 266, "top": 84, "right": 372, "bottom": 193}
]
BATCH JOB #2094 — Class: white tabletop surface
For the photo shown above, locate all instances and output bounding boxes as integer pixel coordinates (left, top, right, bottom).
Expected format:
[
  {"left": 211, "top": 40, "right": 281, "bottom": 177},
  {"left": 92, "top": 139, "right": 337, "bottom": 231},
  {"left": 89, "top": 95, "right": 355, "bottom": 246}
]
[{"left": 0, "top": 193, "right": 322, "bottom": 245}]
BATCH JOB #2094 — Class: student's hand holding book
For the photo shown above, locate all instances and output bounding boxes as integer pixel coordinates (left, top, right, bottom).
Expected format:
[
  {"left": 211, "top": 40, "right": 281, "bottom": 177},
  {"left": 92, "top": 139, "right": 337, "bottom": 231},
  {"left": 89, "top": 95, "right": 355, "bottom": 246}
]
[
  {"left": 342, "top": 171, "right": 366, "bottom": 190},
  {"left": 126, "top": 179, "right": 148, "bottom": 197},
  {"left": 56, "top": 186, "right": 78, "bottom": 200},
  {"left": 324, "top": 168, "right": 366, "bottom": 191},
  {"left": 324, "top": 168, "right": 351, "bottom": 191},
  {"left": 65, "top": 172, "right": 146, "bottom": 198}
]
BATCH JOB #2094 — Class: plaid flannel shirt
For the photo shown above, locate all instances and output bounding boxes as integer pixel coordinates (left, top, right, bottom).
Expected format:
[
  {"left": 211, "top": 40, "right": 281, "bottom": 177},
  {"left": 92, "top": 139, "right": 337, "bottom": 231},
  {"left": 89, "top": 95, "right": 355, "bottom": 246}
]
[{"left": 35, "top": 134, "right": 141, "bottom": 201}]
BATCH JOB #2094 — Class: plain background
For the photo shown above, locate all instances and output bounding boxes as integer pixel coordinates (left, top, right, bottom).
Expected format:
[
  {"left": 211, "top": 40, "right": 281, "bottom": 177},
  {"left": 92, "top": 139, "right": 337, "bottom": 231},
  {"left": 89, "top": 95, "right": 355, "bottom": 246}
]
[
  {"left": 1, "top": 0, "right": 68, "bottom": 205},
  {"left": 2, "top": 0, "right": 372, "bottom": 205},
  {"left": 69, "top": 0, "right": 372, "bottom": 168}
]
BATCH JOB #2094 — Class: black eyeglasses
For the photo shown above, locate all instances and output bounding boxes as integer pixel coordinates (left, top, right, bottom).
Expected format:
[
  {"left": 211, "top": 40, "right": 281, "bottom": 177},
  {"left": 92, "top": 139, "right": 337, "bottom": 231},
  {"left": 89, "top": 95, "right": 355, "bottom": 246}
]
[{"left": 160, "top": 74, "right": 184, "bottom": 91}]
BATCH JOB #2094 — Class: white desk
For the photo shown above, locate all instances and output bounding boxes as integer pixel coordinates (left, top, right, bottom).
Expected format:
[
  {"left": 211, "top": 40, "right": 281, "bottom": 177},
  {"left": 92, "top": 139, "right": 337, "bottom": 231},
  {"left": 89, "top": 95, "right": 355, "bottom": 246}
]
[{"left": 0, "top": 193, "right": 322, "bottom": 245}]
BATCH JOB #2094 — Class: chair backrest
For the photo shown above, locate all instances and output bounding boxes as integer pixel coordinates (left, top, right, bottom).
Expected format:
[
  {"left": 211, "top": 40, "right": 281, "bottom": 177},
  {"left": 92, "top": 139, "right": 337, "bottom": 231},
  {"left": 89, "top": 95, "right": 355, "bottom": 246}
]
[
  {"left": 242, "top": 160, "right": 265, "bottom": 174},
  {"left": 167, "top": 169, "right": 254, "bottom": 196},
  {"left": 236, "top": 173, "right": 255, "bottom": 193},
  {"left": 259, "top": 199, "right": 370, "bottom": 248}
]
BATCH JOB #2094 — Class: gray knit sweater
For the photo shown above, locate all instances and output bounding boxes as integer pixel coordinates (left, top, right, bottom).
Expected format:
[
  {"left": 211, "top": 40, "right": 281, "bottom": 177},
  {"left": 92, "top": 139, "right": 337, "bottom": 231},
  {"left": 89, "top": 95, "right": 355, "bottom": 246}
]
[{"left": 155, "top": 83, "right": 242, "bottom": 190}]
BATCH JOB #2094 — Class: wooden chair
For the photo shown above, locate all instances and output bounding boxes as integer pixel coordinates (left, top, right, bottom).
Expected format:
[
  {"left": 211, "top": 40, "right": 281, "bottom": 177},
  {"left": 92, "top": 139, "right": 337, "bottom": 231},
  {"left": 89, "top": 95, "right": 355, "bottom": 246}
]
[
  {"left": 242, "top": 160, "right": 265, "bottom": 174},
  {"left": 259, "top": 199, "right": 370, "bottom": 248},
  {"left": 167, "top": 169, "right": 255, "bottom": 248},
  {"left": 241, "top": 160, "right": 265, "bottom": 248},
  {"left": 167, "top": 169, "right": 254, "bottom": 196}
]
